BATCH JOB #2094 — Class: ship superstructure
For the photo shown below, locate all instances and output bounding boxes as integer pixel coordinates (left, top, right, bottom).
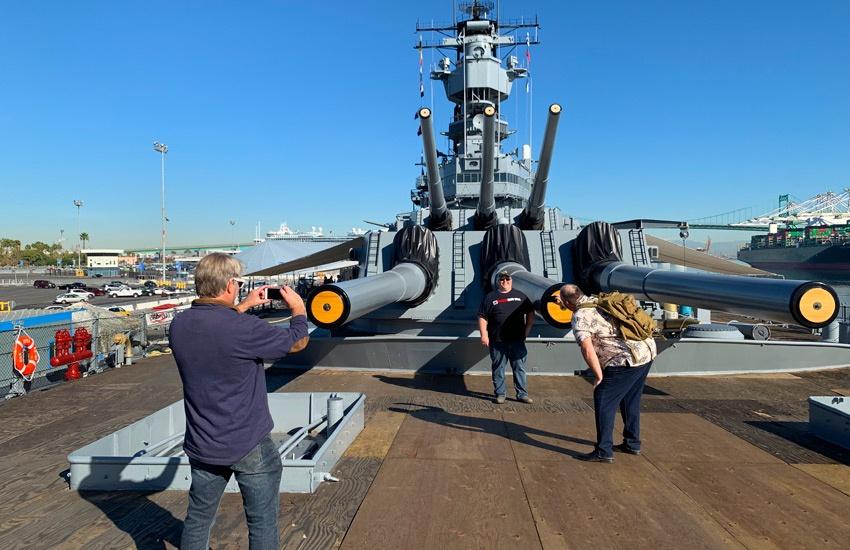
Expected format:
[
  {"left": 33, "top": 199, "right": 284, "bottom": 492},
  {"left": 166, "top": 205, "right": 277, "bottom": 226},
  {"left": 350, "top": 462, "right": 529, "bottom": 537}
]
[{"left": 405, "top": 1, "right": 570, "bottom": 231}]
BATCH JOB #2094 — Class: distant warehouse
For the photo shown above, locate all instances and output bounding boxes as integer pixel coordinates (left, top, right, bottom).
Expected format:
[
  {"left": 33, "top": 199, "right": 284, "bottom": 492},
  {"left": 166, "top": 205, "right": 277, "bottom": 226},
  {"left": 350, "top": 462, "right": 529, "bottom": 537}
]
[{"left": 82, "top": 249, "right": 124, "bottom": 277}]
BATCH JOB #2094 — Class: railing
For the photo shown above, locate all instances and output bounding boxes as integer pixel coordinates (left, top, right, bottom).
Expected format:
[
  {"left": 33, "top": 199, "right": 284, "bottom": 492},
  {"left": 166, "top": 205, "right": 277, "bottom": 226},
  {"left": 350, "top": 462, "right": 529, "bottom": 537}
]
[{"left": 0, "top": 310, "right": 154, "bottom": 396}]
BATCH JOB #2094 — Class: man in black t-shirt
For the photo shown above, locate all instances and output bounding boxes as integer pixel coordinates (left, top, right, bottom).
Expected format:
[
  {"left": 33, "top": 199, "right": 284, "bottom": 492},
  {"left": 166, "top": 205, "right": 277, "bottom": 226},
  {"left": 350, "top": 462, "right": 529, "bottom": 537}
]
[{"left": 478, "top": 270, "right": 535, "bottom": 404}]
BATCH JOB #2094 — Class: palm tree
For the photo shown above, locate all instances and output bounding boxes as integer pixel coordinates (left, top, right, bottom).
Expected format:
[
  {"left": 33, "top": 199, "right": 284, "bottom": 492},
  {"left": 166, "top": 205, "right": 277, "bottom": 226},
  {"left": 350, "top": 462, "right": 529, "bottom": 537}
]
[{"left": 79, "top": 232, "right": 89, "bottom": 249}]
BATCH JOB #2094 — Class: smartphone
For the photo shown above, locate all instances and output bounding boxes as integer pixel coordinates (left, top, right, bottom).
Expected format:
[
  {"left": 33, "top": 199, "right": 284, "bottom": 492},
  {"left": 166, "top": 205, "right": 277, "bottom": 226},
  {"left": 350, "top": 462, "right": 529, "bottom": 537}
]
[{"left": 265, "top": 287, "right": 284, "bottom": 300}]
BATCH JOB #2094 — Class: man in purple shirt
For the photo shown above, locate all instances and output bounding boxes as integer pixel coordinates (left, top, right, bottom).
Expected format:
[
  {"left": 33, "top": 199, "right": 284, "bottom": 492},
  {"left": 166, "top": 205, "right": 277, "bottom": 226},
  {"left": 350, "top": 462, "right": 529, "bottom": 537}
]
[{"left": 170, "top": 253, "right": 308, "bottom": 549}]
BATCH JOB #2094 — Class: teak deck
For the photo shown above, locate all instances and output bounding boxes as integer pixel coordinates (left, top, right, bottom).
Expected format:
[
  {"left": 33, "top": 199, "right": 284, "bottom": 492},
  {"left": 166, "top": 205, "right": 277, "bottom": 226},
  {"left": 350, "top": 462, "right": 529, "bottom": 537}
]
[{"left": 1, "top": 357, "right": 848, "bottom": 549}]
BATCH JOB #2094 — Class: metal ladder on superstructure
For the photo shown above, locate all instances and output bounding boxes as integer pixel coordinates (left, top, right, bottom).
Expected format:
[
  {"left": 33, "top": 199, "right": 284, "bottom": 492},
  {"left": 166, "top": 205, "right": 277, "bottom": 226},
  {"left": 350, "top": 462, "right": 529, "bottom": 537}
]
[
  {"left": 366, "top": 231, "right": 381, "bottom": 275},
  {"left": 540, "top": 231, "right": 560, "bottom": 280},
  {"left": 451, "top": 231, "right": 466, "bottom": 307},
  {"left": 628, "top": 229, "right": 649, "bottom": 266}
]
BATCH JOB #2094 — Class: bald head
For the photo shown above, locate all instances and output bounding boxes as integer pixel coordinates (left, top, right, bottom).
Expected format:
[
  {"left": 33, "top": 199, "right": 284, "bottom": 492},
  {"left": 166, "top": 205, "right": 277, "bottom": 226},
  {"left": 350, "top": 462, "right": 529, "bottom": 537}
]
[{"left": 559, "top": 284, "right": 585, "bottom": 310}]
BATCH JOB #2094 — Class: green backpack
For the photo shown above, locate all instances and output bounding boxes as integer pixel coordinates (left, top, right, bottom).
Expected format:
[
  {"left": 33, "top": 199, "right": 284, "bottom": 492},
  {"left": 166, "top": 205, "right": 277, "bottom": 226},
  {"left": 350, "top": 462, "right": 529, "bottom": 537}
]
[{"left": 578, "top": 291, "right": 656, "bottom": 341}]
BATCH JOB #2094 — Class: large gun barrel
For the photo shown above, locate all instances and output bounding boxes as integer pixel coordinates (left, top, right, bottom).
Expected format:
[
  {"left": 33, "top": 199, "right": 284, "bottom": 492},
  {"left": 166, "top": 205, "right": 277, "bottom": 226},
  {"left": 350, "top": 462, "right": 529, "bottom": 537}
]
[
  {"left": 597, "top": 263, "right": 839, "bottom": 329},
  {"left": 308, "top": 263, "right": 429, "bottom": 329},
  {"left": 474, "top": 105, "right": 498, "bottom": 229},
  {"left": 418, "top": 108, "right": 451, "bottom": 230},
  {"left": 308, "top": 225, "right": 439, "bottom": 329},
  {"left": 519, "top": 103, "right": 562, "bottom": 230},
  {"left": 495, "top": 262, "right": 573, "bottom": 329}
]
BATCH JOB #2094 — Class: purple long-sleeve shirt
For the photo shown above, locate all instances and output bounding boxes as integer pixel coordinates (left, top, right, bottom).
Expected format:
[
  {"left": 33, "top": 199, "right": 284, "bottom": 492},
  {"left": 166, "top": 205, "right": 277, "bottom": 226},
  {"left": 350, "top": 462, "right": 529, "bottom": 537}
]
[{"left": 169, "top": 301, "right": 308, "bottom": 465}]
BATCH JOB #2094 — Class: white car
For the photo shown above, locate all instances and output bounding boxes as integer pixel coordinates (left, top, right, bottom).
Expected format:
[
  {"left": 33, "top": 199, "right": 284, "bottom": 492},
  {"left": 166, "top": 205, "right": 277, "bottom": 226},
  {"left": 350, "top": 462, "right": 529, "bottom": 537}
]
[
  {"left": 108, "top": 286, "right": 142, "bottom": 298},
  {"left": 102, "top": 282, "right": 126, "bottom": 292},
  {"left": 54, "top": 291, "right": 90, "bottom": 304}
]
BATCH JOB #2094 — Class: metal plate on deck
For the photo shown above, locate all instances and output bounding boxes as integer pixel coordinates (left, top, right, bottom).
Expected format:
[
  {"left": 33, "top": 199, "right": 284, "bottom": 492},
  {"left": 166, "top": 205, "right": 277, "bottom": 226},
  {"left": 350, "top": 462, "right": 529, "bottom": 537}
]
[
  {"left": 809, "top": 396, "right": 850, "bottom": 450},
  {"left": 67, "top": 392, "right": 365, "bottom": 493}
]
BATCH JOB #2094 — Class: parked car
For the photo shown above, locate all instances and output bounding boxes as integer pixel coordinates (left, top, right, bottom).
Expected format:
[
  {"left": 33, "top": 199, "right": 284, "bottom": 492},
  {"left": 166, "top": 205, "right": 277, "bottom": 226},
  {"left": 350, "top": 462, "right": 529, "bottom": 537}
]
[
  {"left": 33, "top": 280, "right": 56, "bottom": 289},
  {"left": 108, "top": 286, "right": 141, "bottom": 298},
  {"left": 107, "top": 306, "right": 131, "bottom": 316},
  {"left": 83, "top": 286, "right": 106, "bottom": 296},
  {"left": 102, "top": 282, "right": 126, "bottom": 292},
  {"left": 58, "top": 281, "right": 87, "bottom": 290},
  {"left": 142, "top": 280, "right": 159, "bottom": 289},
  {"left": 54, "top": 291, "right": 90, "bottom": 304}
]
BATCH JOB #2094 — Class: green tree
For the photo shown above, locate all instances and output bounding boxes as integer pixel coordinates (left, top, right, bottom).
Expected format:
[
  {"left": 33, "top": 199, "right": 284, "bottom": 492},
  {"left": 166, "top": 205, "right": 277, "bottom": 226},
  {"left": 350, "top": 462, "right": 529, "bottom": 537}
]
[{"left": 79, "top": 232, "right": 89, "bottom": 249}]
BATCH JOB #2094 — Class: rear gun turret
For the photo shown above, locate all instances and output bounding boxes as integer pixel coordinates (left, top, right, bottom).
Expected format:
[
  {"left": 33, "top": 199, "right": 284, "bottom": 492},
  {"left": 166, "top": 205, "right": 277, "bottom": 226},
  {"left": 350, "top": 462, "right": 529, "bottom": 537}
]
[{"left": 518, "top": 103, "right": 561, "bottom": 230}]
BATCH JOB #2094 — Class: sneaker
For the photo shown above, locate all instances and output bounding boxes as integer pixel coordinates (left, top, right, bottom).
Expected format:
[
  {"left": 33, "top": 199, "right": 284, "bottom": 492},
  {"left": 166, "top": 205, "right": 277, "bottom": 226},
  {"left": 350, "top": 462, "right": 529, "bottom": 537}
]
[
  {"left": 614, "top": 443, "right": 641, "bottom": 455},
  {"left": 517, "top": 395, "right": 534, "bottom": 404},
  {"left": 494, "top": 394, "right": 506, "bottom": 404},
  {"left": 575, "top": 450, "right": 613, "bottom": 464}
]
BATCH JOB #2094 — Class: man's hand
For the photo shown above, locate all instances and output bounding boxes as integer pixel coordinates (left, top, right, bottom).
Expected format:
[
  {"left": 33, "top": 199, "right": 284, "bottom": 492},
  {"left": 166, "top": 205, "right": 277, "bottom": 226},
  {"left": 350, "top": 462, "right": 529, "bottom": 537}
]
[
  {"left": 480, "top": 334, "right": 490, "bottom": 348},
  {"left": 280, "top": 285, "right": 306, "bottom": 316},
  {"left": 593, "top": 374, "right": 603, "bottom": 388},
  {"left": 236, "top": 285, "right": 271, "bottom": 313}
]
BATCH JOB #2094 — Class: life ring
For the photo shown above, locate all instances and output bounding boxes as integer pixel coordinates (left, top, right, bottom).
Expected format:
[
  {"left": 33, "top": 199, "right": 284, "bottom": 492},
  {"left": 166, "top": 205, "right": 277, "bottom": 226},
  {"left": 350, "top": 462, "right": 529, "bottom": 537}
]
[{"left": 12, "top": 334, "right": 40, "bottom": 381}]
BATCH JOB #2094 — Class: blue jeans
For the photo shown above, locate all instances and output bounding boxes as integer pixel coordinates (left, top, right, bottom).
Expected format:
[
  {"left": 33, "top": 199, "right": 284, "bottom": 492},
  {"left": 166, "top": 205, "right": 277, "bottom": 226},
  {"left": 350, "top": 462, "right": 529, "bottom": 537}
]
[
  {"left": 181, "top": 434, "right": 282, "bottom": 550},
  {"left": 489, "top": 341, "right": 529, "bottom": 398},
  {"left": 593, "top": 361, "right": 652, "bottom": 459}
]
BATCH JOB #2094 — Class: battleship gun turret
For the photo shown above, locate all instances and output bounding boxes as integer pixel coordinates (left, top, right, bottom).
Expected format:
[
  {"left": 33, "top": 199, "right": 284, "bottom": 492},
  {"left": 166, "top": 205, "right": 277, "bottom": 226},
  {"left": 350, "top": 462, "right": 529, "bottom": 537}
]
[
  {"left": 518, "top": 103, "right": 562, "bottom": 230},
  {"left": 307, "top": 225, "right": 438, "bottom": 329},
  {"left": 279, "top": 1, "right": 850, "bottom": 376},
  {"left": 573, "top": 222, "right": 839, "bottom": 329}
]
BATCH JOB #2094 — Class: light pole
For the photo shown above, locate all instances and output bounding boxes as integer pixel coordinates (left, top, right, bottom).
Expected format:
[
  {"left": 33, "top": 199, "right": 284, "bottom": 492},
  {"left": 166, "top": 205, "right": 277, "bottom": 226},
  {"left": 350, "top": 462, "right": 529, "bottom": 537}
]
[
  {"left": 153, "top": 141, "right": 168, "bottom": 282},
  {"left": 229, "top": 219, "right": 236, "bottom": 250},
  {"left": 73, "top": 200, "right": 83, "bottom": 268}
]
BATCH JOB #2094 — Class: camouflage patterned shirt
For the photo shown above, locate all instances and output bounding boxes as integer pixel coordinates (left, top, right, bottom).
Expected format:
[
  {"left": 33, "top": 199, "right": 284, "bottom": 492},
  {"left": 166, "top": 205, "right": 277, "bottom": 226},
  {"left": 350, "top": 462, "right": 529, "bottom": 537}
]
[{"left": 571, "top": 295, "right": 657, "bottom": 367}]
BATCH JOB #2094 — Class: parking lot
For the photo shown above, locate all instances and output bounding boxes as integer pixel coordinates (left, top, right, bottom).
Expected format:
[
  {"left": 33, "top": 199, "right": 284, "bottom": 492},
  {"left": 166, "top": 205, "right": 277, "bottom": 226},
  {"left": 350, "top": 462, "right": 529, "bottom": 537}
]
[{"left": 0, "top": 277, "right": 194, "bottom": 310}]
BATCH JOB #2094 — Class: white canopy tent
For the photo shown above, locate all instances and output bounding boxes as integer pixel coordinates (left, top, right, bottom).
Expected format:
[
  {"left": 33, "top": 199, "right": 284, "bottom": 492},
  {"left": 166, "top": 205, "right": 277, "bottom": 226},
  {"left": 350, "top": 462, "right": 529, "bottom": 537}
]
[{"left": 234, "top": 237, "right": 365, "bottom": 277}]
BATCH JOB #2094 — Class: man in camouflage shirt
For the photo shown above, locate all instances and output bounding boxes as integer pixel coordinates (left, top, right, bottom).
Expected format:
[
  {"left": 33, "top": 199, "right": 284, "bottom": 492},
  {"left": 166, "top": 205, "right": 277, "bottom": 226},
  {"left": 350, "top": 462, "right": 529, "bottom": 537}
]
[{"left": 560, "top": 284, "right": 657, "bottom": 463}]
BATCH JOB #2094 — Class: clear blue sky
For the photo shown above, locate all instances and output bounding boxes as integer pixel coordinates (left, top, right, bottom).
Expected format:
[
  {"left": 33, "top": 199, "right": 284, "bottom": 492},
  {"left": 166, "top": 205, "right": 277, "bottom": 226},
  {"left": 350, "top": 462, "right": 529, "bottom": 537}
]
[{"left": 2, "top": 0, "right": 848, "bottom": 249}]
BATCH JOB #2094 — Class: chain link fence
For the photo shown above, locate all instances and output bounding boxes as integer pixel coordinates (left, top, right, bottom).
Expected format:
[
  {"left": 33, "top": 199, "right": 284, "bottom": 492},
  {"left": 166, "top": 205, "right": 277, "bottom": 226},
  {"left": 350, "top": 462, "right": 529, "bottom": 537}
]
[{"left": 1, "top": 311, "right": 147, "bottom": 397}]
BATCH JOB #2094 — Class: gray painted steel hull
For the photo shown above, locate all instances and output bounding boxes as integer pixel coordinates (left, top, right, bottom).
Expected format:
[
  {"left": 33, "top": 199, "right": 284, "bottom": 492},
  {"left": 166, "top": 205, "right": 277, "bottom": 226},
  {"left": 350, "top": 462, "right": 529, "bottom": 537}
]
[{"left": 276, "top": 335, "right": 850, "bottom": 376}]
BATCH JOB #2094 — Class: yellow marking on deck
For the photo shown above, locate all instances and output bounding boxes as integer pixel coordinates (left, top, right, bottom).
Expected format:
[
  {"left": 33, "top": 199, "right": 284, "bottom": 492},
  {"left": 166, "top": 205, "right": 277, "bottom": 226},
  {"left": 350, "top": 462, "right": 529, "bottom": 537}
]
[{"left": 344, "top": 411, "right": 406, "bottom": 459}]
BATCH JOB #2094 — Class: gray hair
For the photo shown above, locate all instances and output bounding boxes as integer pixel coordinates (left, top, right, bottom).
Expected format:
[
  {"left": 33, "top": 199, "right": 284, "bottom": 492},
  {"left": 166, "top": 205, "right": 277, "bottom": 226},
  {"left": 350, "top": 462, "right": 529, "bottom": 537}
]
[
  {"left": 195, "top": 253, "right": 243, "bottom": 298},
  {"left": 559, "top": 284, "right": 585, "bottom": 307}
]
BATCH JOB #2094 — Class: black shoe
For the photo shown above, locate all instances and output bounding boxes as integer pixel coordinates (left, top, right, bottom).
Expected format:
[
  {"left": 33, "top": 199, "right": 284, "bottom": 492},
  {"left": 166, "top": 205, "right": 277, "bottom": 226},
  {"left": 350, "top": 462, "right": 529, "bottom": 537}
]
[
  {"left": 614, "top": 443, "right": 641, "bottom": 455},
  {"left": 575, "top": 451, "right": 613, "bottom": 463}
]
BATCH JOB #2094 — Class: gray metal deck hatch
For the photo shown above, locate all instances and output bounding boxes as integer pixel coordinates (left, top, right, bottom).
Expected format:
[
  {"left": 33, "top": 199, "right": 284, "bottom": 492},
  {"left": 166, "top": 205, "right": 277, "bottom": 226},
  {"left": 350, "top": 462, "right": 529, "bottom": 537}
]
[{"left": 68, "top": 392, "right": 365, "bottom": 493}]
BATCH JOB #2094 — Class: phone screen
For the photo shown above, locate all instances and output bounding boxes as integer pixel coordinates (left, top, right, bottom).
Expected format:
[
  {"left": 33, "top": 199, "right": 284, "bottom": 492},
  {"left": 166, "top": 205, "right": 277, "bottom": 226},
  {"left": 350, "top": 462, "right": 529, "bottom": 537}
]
[{"left": 265, "top": 287, "right": 284, "bottom": 300}]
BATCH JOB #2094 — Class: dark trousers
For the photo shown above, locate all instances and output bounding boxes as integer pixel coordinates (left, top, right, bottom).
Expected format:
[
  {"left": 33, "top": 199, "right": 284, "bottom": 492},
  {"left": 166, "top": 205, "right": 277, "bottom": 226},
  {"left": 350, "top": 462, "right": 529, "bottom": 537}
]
[
  {"left": 181, "top": 434, "right": 282, "bottom": 550},
  {"left": 592, "top": 361, "right": 652, "bottom": 459},
  {"left": 489, "top": 341, "right": 529, "bottom": 398}
]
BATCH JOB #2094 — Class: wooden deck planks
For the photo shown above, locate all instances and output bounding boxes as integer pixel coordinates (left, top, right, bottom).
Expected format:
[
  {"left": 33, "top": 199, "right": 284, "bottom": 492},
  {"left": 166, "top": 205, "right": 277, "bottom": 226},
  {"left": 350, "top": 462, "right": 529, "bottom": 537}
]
[
  {"left": 340, "top": 458, "right": 542, "bottom": 550},
  {"left": 639, "top": 413, "right": 784, "bottom": 465},
  {"left": 387, "top": 409, "right": 514, "bottom": 461},
  {"left": 657, "top": 462, "right": 850, "bottom": 548},
  {"left": 502, "top": 410, "right": 598, "bottom": 462},
  {"left": 0, "top": 356, "right": 848, "bottom": 549},
  {"left": 517, "top": 459, "right": 745, "bottom": 550}
]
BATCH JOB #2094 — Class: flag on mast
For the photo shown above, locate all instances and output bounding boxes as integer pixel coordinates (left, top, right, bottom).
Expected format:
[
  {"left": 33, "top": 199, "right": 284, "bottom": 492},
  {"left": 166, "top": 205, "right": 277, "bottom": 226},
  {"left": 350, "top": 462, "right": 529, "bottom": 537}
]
[{"left": 418, "top": 34, "right": 425, "bottom": 97}]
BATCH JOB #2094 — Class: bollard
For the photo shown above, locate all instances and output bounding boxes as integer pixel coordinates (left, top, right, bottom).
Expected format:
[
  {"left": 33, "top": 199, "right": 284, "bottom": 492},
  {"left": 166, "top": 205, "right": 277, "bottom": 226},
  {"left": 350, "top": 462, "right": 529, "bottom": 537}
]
[
  {"left": 327, "top": 394, "right": 344, "bottom": 436},
  {"left": 821, "top": 320, "right": 840, "bottom": 343}
]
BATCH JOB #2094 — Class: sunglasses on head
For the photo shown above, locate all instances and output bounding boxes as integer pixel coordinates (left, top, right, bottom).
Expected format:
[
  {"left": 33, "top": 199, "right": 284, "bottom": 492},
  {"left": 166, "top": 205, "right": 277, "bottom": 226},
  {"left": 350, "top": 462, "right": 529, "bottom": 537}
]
[{"left": 498, "top": 275, "right": 511, "bottom": 281}]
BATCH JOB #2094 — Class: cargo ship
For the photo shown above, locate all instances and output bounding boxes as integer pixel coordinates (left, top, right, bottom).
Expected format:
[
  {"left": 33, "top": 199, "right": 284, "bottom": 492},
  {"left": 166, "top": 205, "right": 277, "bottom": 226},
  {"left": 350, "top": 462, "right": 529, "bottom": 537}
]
[{"left": 738, "top": 224, "right": 850, "bottom": 281}]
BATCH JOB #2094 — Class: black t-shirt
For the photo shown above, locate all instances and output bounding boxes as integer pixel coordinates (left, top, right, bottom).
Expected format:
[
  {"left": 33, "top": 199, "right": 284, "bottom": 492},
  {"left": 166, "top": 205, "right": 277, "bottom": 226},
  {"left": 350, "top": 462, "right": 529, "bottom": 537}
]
[{"left": 478, "top": 289, "right": 534, "bottom": 343}]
